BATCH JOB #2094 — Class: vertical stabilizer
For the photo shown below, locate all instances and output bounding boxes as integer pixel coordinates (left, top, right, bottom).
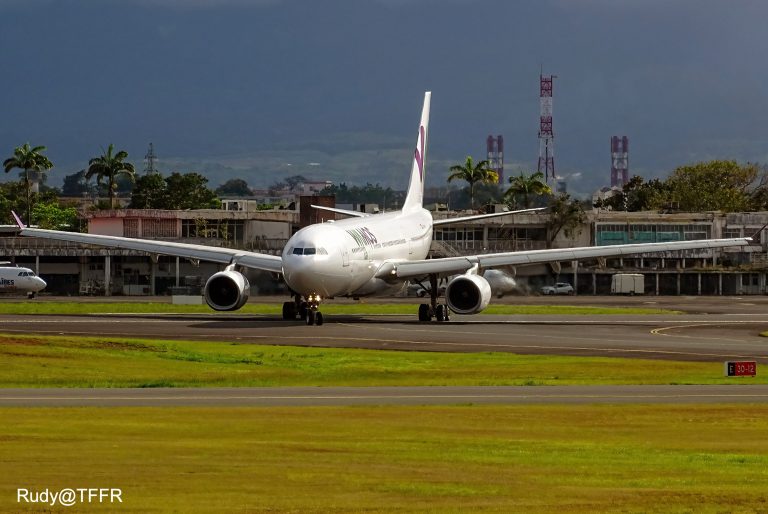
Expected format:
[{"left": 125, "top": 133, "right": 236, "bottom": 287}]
[{"left": 402, "top": 91, "right": 430, "bottom": 212}]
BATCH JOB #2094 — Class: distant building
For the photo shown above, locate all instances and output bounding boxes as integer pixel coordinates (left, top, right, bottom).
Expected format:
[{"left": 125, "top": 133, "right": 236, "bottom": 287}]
[{"left": 296, "top": 181, "right": 333, "bottom": 195}]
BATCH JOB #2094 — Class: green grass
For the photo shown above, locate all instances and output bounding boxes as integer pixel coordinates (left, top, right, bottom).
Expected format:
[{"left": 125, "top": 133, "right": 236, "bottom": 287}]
[
  {"left": 3, "top": 405, "right": 768, "bottom": 512},
  {"left": 0, "top": 301, "right": 679, "bottom": 316},
  {"left": 0, "top": 333, "right": 762, "bottom": 388}
]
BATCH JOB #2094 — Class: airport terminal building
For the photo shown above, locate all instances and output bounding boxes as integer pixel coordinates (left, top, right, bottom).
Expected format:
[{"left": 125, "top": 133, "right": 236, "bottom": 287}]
[{"left": 4, "top": 204, "right": 768, "bottom": 296}]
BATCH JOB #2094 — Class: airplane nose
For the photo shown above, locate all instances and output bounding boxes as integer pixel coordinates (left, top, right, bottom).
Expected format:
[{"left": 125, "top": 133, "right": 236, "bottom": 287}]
[
  {"left": 283, "top": 254, "right": 344, "bottom": 297},
  {"left": 36, "top": 277, "right": 46, "bottom": 291}
]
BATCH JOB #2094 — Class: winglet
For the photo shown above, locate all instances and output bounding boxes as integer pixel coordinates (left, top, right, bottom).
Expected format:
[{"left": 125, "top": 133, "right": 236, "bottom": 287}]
[
  {"left": 11, "top": 211, "right": 25, "bottom": 230},
  {"left": 748, "top": 222, "right": 768, "bottom": 243}
]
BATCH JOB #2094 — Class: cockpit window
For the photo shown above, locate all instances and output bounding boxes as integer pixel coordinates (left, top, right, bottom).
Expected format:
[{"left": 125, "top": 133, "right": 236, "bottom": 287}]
[
  {"left": 291, "top": 247, "right": 325, "bottom": 256},
  {"left": 18, "top": 272, "right": 24, "bottom": 276},
  {"left": 28, "top": 271, "right": 35, "bottom": 276}
]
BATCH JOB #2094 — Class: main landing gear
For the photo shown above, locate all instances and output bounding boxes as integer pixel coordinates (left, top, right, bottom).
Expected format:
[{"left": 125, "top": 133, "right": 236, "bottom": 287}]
[
  {"left": 417, "top": 274, "right": 450, "bottom": 322},
  {"left": 282, "top": 293, "right": 323, "bottom": 325}
]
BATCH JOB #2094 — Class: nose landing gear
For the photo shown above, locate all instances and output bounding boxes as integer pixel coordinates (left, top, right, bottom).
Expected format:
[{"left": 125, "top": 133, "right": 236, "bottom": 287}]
[
  {"left": 305, "top": 293, "right": 323, "bottom": 326},
  {"left": 284, "top": 293, "right": 323, "bottom": 325}
]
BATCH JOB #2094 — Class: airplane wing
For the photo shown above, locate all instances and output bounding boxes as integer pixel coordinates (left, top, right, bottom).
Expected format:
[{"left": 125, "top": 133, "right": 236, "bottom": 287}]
[
  {"left": 16, "top": 225, "right": 284, "bottom": 274},
  {"left": 432, "top": 207, "right": 545, "bottom": 226},
  {"left": 389, "top": 237, "right": 755, "bottom": 279}
]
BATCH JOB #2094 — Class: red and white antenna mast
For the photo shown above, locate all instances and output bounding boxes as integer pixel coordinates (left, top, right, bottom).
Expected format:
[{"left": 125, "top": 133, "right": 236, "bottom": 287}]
[
  {"left": 610, "top": 136, "right": 629, "bottom": 188},
  {"left": 537, "top": 73, "right": 556, "bottom": 183}
]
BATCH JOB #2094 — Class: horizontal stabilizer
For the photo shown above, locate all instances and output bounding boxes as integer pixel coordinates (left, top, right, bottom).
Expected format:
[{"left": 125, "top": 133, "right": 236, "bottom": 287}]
[
  {"left": 310, "top": 205, "right": 368, "bottom": 218},
  {"left": 433, "top": 207, "right": 545, "bottom": 226}
]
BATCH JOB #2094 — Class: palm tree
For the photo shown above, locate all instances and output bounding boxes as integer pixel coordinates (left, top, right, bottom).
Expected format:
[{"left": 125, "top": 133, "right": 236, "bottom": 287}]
[
  {"left": 447, "top": 156, "right": 499, "bottom": 210},
  {"left": 504, "top": 171, "right": 552, "bottom": 208},
  {"left": 86, "top": 144, "right": 136, "bottom": 208},
  {"left": 3, "top": 143, "right": 54, "bottom": 225}
]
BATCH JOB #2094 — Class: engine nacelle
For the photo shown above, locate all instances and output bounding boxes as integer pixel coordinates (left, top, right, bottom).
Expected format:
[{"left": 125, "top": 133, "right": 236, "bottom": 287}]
[
  {"left": 204, "top": 270, "right": 250, "bottom": 311},
  {"left": 445, "top": 274, "right": 492, "bottom": 315}
]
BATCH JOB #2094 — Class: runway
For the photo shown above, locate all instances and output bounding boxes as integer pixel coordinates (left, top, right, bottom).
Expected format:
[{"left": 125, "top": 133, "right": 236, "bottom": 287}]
[
  {"left": 3, "top": 303, "right": 768, "bottom": 362},
  {"left": 3, "top": 385, "right": 768, "bottom": 406},
  {"left": 3, "top": 297, "right": 768, "bottom": 406}
]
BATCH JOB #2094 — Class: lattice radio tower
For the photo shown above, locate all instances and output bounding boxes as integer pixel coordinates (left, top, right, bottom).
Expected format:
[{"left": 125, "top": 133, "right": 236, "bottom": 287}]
[
  {"left": 537, "top": 74, "right": 556, "bottom": 183},
  {"left": 144, "top": 142, "right": 158, "bottom": 175}
]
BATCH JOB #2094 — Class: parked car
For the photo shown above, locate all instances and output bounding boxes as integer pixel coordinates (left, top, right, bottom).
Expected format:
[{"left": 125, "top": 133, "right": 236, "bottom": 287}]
[{"left": 540, "top": 282, "right": 574, "bottom": 295}]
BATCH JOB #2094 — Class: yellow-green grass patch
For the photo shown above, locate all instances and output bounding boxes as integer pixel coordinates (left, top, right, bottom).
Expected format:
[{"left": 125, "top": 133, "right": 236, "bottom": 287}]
[
  {"left": 0, "top": 301, "right": 680, "bottom": 316},
  {"left": 0, "top": 333, "right": 762, "bottom": 388},
  {"left": 3, "top": 405, "right": 768, "bottom": 512}
]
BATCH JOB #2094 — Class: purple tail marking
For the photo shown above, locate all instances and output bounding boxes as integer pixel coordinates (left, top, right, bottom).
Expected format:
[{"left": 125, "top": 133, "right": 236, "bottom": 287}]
[{"left": 414, "top": 125, "right": 425, "bottom": 181}]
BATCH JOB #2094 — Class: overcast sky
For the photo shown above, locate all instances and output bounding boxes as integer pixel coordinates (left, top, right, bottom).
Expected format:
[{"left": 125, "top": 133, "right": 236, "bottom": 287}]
[{"left": 2, "top": 0, "right": 767, "bottom": 193}]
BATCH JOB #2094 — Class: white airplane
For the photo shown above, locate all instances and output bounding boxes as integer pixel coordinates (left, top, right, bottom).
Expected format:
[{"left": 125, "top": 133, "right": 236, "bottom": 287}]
[
  {"left": 13, "top": 92, "right": 758, "bottom": 324},
  {"left": 0, "top": 262, "right": 46, "bottom": 298}
]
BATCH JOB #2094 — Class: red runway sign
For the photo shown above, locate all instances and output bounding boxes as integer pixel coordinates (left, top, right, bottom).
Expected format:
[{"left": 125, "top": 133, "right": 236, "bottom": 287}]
[{"left": 724, "top": 361, "right": 757, "bottom": 377}]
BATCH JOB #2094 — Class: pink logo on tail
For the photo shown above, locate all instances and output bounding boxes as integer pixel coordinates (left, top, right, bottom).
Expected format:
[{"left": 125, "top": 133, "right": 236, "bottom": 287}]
[{"left": 414, "top": 125, "right": 425, "bottom": 182}]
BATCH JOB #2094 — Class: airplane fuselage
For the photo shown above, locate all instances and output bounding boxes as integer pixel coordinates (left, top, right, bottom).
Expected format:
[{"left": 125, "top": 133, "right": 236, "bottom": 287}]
[
  {"left": 282, "top": 208, "right": 433, "bottom": 298},
  {"left": 0, "top": 267, "right": 46, "bottom": 295}
]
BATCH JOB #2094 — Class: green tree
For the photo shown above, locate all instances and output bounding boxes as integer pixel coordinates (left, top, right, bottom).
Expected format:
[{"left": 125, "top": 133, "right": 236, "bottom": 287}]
[
  {"left": 447, "top": 156, "right": 499, "bottom": 210},
  {"left": 31, "top": 202, "right": 79, "bottom": 231},
  {"left": 284, "top": 175, "right": 307, "bottom": 190},
  {"left": 504, "top": 171, "right": 552, "bottom": 208},
  {"left": 216, "top": 178, "right": 252, "bottom": 197},
  {"left": 547, "top": 194, "right": 586, "bottom": 247},
  {"left": 165, "top": 172, "right": 220, "bottom": 209},
  {"left": 85, "top": 144, "right": 136, "bottom": 209},
  {"left": 129, "top": 173, "right": 169, "bottom": 209},
  {"left": 3, "top": 143, "right": 53, "bottom": 224},
  {"left": 61, "top": 170, "right": 91, "bottom": 197},
  {"left": 129, "top": 172, "right": 219, "bottom": 209},
  {"left": 596, "top": 176, "right": 670, "bottom": 212},
  {"left": 666, "top": 160, "right": 758, "bottom": 212}
]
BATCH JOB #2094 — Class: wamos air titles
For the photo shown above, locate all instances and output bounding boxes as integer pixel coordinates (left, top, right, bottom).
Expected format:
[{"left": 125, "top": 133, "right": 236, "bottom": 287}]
[
  {"left": 14, "top": 92, "right": 758, "bottom": 324},
  {"left": 0, "top": 262, "right": 46, "bottom": 298}
]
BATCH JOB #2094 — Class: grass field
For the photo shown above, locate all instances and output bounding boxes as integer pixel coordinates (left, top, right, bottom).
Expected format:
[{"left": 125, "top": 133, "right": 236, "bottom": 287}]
[
  {"left": 3, "top": 303, "right": 763, "bottom": 513},
  {"left": 0, "top": 301, "right": 680, "bottom": 316},
  {"left": 1, "top": 333, "right": 763, "bottom": 387},
  {"left": 4, "top": 404, "right": 768, "bottom": 513}
]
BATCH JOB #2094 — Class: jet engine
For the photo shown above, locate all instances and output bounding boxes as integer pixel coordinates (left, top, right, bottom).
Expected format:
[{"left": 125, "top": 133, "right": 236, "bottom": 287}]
[
  {"left": 204, "top": 270, "right": 250, "bottom": 311},
  {"left": 445, "top": 274, "right": 491, "bottom": 315}
]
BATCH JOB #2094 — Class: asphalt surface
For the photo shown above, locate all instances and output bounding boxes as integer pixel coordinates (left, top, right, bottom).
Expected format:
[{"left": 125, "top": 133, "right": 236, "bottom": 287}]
[
  {"left": 4, "top": 295, "right": 768, "bottom": 362},
  {"left": 4, "top": 295, "right": 768, "bottom": 407},
  {"left": 2, "top": 385, "right": 768, "bottom": 407}
]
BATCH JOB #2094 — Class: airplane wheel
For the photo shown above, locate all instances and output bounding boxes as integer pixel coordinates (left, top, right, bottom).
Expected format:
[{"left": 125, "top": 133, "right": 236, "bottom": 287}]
[
  {"left": 299, "top": 302, "right": 308, "bottom": 320},
  {"left": 315, "top": 312, "right": 324, "bottom": 326},
  {"left": 282, "top": 301, "right": 297, "bottom": 320},
  {"left": 436, "top": 304, "right": 446, "bottom": 322},
  {"left": 418, "top": 303, "right": 430, "bottom": 322},
  {"left": 444, "top": 305, "right": 450, "bottom": 322},
  {"left": 306, "top": 310, "right": 315, "bottom": 326}
]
